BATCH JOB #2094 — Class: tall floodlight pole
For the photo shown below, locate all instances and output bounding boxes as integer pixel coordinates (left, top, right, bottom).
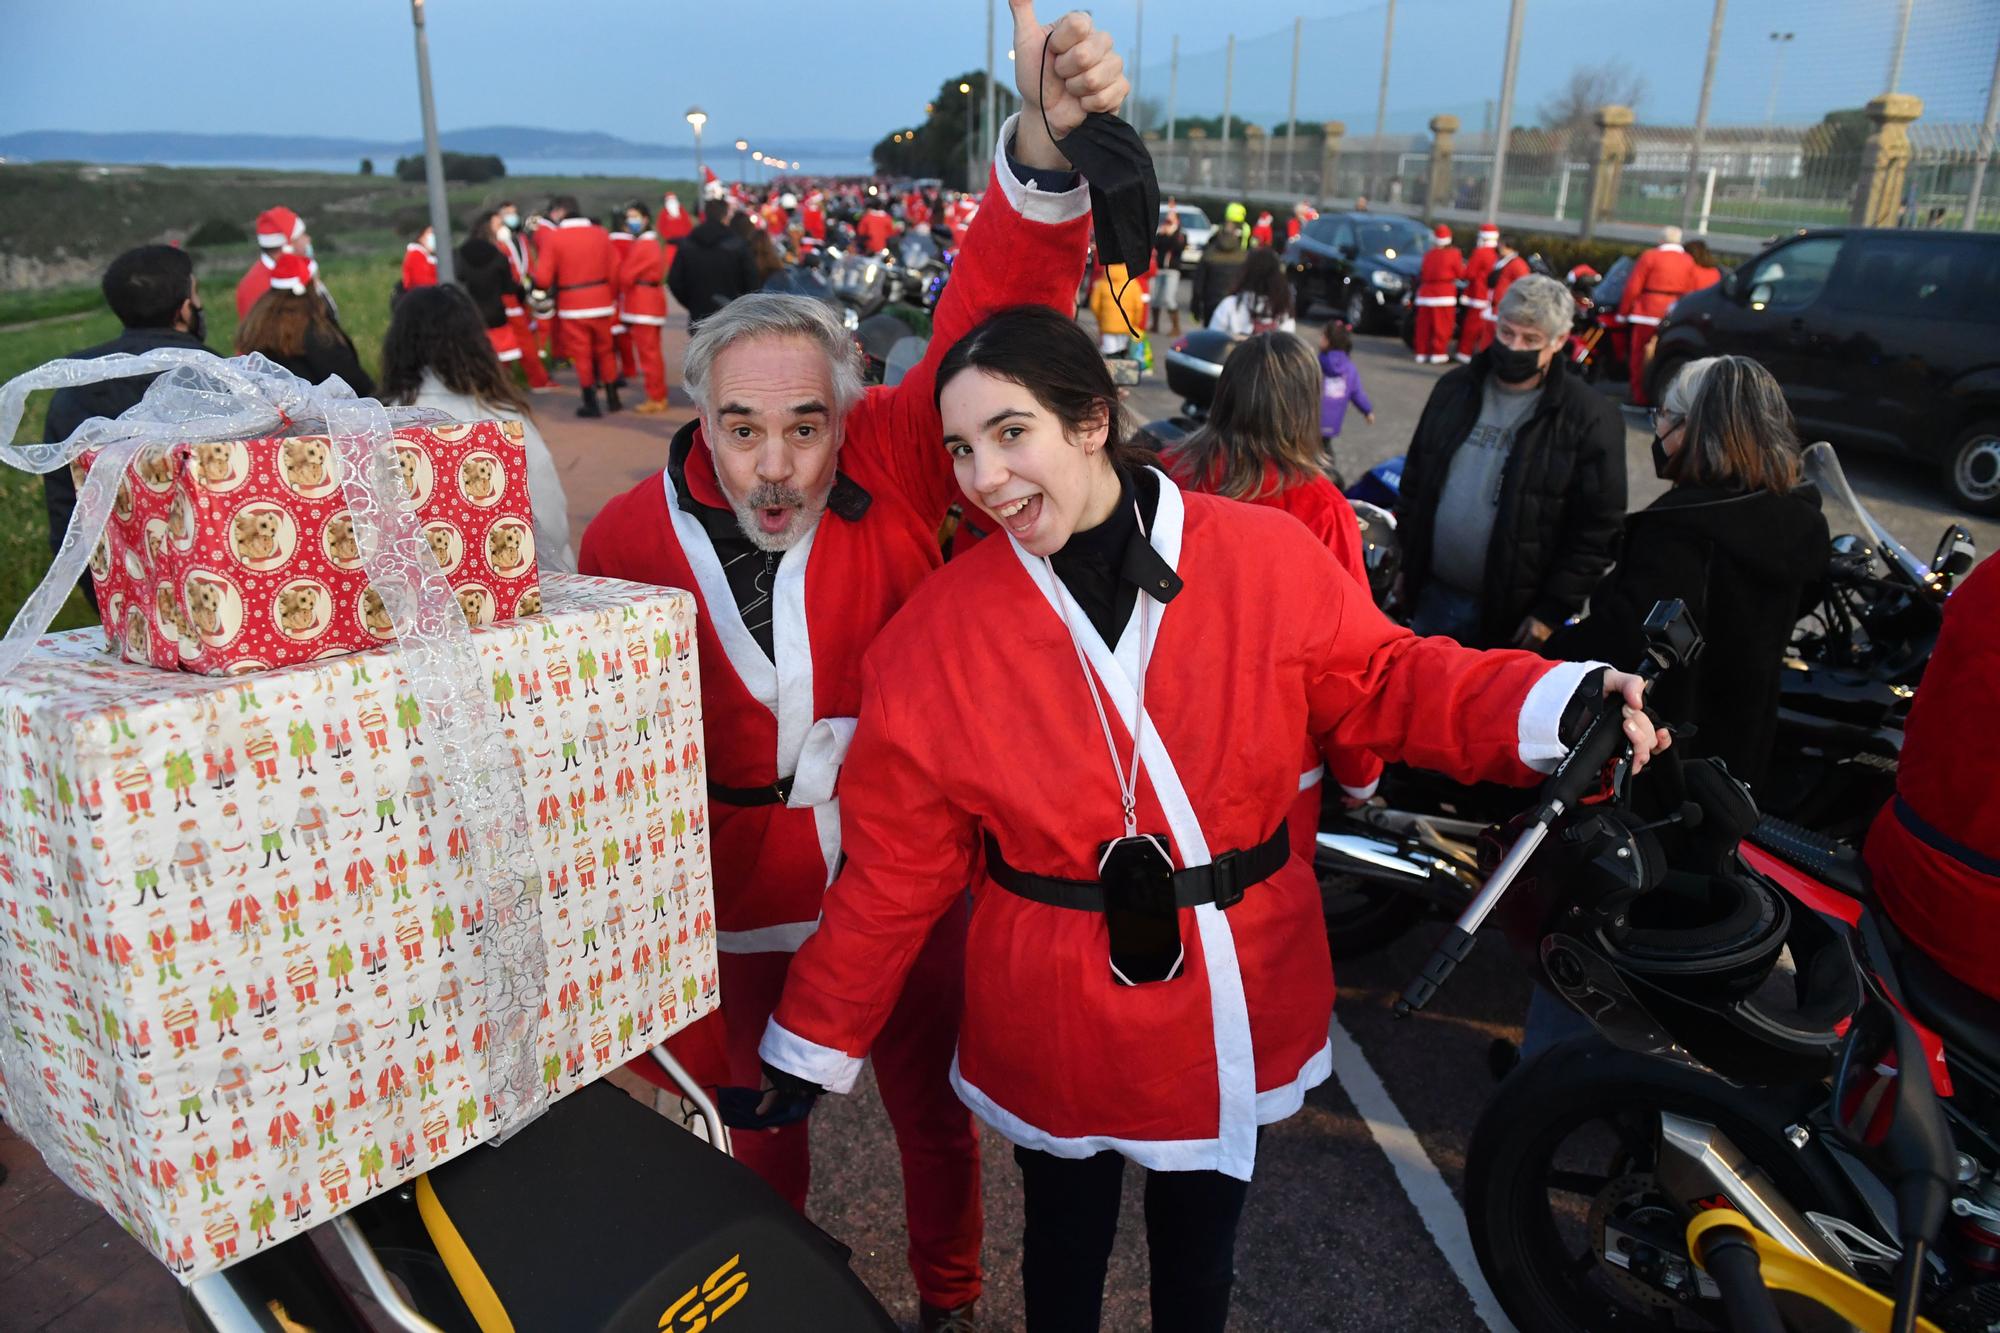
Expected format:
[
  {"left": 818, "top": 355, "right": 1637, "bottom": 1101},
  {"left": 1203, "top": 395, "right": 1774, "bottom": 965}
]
[
  {"left": 1483, "top": 0, "right": 1525, "bottom": 222},
  {"left": 685, "top": 106, "right": 707, "bottom": 186},
  {"left": 1167, "top": 34, "right": 1180, "bottom": 145},
  {"left": 1374, "top": 0, "right": 1396, "bottom": 143},
  {"left": 1765, "top": 32, "right": 1794, "bottom": 125},
  {"left": 1284, "top": 17, "right": 1302, "bottom": 193},
  {"left": 410, "top": 0, "right": 455, "bottom": 283},
  {"left": 1681, "top": 0, "right": 1728, "bottom": 231},
  {"left": 1964, "top": 31, "right": 2000, "bottom": 230},
  {"left": 985, "top": 0, "right": 999, "bottom": 163},
  {"left": 961, "top": 82, "right": 976, "bottom": 192},
  {"left": 1887, "top": 0, "right": 1916, "bottom": 92}
]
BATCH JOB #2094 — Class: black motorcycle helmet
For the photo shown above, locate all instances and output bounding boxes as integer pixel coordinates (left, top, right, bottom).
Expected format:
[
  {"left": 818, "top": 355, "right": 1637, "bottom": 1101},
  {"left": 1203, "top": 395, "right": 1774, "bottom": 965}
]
[{"left": 1492, "top": 756, "right": 1860, "bottom": 1085}]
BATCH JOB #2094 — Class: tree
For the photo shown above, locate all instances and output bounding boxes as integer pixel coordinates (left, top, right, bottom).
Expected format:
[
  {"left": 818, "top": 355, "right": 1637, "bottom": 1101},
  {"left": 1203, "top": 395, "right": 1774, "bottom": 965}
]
[
  {"left": 871, "top": 71, "right": 1018, "bottom": 189},
  {"left": 359, "top": 157, "right": 374, "bottom": 176},
  {"left": 393, "top": 152, "right": 506, "bottom": 184},
  {"left": 1538, "top": 61, "right": 1648, "bottom": 143}
]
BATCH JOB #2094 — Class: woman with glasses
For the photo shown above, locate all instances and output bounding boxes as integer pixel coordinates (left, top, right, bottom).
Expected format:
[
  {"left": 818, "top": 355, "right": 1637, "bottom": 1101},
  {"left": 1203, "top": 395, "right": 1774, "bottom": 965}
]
[{"left": 1548, "top": 355, "right": 1827, "bottom": 789}]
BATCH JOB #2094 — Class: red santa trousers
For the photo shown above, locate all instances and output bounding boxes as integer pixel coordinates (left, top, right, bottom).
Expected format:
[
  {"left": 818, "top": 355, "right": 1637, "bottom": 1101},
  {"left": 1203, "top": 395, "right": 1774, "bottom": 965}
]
[
  {"left": 633, "top": 325, "right": 668, "bottom": 404},
  {"left": 612, "top": 327, "right": 639, "bottom": 382},
  {"left": 508, "top": 313, "right": 550, "bottom": 388},
  {"left": 1627, "top": 322, "right": 1659, "bottom": 406},
  {"left": 635, "top": 904, "right": 981, "bottom": 1308},
  {"left": 559, "top": 315, "right": 617, "bottom": 389},
  {"left": 1458, "top": 302, "right": 1495, "bottom": 357},
  {"left": 1414, "top": 304, "right": 1456, "bottom": 359}
]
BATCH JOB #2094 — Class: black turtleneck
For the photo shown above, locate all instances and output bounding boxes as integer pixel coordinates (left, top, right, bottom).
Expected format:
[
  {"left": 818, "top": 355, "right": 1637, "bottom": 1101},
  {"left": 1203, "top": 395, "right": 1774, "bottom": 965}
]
[{"left": 1047, "top": 466, "right": 1182, "bottom": 645}]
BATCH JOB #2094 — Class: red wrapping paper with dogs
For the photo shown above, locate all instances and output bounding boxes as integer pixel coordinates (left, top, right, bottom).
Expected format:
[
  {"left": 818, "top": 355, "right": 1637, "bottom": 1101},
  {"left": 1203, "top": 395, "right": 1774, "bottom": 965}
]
[
  {"left": 77, "top": 420, "right": 542, "bottom": 676},
  {"left": 0, "top": 572, "right": 716, "bottom": 1281}
]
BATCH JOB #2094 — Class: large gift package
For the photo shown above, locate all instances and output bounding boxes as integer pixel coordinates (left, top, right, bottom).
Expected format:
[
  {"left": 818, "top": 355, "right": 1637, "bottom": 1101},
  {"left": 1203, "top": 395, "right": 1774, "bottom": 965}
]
[
  {"left": 78, "top": 419, "right": 544, "bottom": 676},
  {"left": 0, "top": 572, "right": 717, "bottom": 1281}
]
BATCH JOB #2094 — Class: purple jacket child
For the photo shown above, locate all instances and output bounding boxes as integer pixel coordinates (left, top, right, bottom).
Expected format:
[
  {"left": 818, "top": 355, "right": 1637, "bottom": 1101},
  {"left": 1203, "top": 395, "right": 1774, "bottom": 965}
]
[{"left": 1319, "top": 347, "right": 1374, "bottom": 439}]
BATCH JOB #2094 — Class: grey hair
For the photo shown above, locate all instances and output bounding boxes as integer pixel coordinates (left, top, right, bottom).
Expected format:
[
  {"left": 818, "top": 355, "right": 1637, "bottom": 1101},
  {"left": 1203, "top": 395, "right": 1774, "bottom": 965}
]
[
  {"left": 681, "top": 294, "right": 865, "bottom": 424},
  {"left": 1661, "top": 356, "right": 1721, "bottom": 419},
  {"left": 1495, "top": 273, "right": 1574, "bottom": 341}
]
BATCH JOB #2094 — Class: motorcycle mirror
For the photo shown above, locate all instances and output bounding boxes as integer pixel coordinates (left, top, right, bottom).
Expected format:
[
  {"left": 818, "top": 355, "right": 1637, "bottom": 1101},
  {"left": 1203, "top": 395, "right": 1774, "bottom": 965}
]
[{"left": 1931, "top": 524, "right": 1976, "bottom": 582}]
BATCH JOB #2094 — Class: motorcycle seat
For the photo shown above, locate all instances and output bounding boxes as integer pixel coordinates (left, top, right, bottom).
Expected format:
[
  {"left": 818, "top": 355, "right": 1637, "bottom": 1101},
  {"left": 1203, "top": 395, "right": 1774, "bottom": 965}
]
[
  {"left": 412, "top": 1080, "right": 893, "bottom": 1332},
  {"left": 1876, "top": 915, "right": 2000, "bottom": 1077},
  {"left": 1746, "top": 817, "right": 1871, "bottom": 902}
]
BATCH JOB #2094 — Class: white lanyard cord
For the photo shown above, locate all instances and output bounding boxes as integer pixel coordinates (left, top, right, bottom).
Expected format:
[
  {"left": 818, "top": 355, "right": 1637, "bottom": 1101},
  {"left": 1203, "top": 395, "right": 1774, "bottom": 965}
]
[{"left": 1042, "top": 500, "right": 1152, "bottom": 840}]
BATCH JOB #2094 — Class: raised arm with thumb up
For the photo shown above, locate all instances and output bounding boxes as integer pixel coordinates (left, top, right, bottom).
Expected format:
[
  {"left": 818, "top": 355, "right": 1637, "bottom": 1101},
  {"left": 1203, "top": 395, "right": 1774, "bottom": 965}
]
[{"left": 1008, "top": 3, "right": 1129, "bottom": 172}]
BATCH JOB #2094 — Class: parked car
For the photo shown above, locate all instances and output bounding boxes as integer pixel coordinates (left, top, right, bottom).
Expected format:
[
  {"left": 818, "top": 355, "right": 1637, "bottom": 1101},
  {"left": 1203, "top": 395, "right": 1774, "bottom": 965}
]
[
  {"left": 1649, "top": 227, "right": 2000, "bottom": 513},
  {"left": 1282, "top": 212, "right": 1426, "bottom": 331},
  {"left": 1162, "top": 203, "right": 1215, "bottom": 271}
]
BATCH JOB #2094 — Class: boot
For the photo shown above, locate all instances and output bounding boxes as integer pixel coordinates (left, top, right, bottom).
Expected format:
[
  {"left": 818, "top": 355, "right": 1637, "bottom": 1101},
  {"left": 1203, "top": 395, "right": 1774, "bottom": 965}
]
[
  {"left": 575, "top": 386, "right": 602, "bottom": 419},
  {"left": 604, "top": 382, "right": 623, "bottom": 414},
  {"left": 918, "top": 1300, "right": 978, "bottom": 1332},
  {"left": 633, "top": 398, "right": 670, "bottom": 415}
]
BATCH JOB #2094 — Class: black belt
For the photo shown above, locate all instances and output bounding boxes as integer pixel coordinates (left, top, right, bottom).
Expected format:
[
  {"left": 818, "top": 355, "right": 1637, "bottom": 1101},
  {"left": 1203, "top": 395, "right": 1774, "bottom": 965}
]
[
  {"left": 983, "top": 821, "right": 1288, "bottom": 912},
  {"left": 1895, "top": 796, "right": 2000, "bottom": 878},
  {"left": 557, "top": 281, "right": 609, "bottom": 291},
  {"left": 708, "top": 775, "right": 794, "bottom": 807}
]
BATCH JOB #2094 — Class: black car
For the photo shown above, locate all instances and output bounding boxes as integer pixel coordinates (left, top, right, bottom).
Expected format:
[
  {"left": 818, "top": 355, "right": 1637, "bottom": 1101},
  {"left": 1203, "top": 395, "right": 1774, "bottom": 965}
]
[
  {"left": 1650, "top": 227, "right": 2000, "bottom": 513},
  {"left": 1282, "top": 212, "right": 1427, "bottom": 331}
]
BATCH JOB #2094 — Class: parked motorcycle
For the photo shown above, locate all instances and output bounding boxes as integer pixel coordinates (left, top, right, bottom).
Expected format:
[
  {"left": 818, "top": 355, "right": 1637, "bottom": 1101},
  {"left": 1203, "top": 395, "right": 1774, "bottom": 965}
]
[
  {"left": 1393, "top": 601, "right": 1992, "bottom": 1333},
  {"left": 180, "top": 1052, "right": 896, "bottom": 1332}
]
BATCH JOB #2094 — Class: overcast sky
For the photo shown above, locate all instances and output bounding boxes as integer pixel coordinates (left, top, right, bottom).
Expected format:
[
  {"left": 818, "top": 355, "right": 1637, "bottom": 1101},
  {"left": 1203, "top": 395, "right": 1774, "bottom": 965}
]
[{"left": 2, "top": 0, "right": 1994, "bottom": 147}]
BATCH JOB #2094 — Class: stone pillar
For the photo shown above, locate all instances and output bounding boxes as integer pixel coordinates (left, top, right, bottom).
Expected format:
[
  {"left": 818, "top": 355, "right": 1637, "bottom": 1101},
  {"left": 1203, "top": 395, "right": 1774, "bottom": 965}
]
[
  {"left": 1424, "top": 115, "right": 1460, "bottom": 224},
  {"left": 1187, "top": 126, "right": 1210, "bottom": 188},
  {"left": 1581, "top": 105, "right": 1635, "bottom": 242},
  {"left": 1851, "top": 93, "right": 1924, "bottom": 227},
  {"left": 1244, "top": 125, "right": 1266, "bottom": 193},
  {"left": 1319, "top": 121, "right": 1346, "bottom": 203}
]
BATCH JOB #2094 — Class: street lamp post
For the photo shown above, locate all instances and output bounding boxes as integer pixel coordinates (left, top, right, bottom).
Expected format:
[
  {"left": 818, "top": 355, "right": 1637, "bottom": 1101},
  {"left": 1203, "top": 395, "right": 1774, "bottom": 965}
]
[
  {"left": 685, "top": 105, "right": 708, "bottom": 186},
  {"left": 1758, "top": 32, "right": 1794, "bottom": 198},
  {"left": 735, "top": 139, "right": 749, "bottom": 184},
  {"left": 408, "top": 0, "right": 455, "bottom": 284},
  {"left": 960, "top": 81, "right": 976, "bottom": 192}
]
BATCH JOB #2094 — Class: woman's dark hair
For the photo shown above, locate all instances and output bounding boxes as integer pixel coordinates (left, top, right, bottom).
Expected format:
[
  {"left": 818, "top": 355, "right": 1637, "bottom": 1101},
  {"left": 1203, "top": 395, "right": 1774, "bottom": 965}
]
[
  {"left": 1229, "top": 247, "right": 1294, "bottom": 323},
  {"left": 624, "top": 200, "right": 653, "bottom": 226},
  {"left": 1321, "top": 321, "right": 1353, "bottom": 354},
  {"left": 1663, "top": 355, "right": 1802, "bottom": 495},
  {"left": 934, "top": 305, "right": 1151, "bottom": 470},
  {"left": 376, "top": 284, "right": 531, "bottom": 417},
  {"left": 1175, "top": 333, "right": 1329, "bottom": 500},
  {"left": 103, "top": 244, "right": 195, "bottom": 329},
  {"left": 465, "top": 208, "right": 500, "bottom": 242},
  {"left": 237, "top": 288, "right": 348, "bottom": 362},
  {"left": 728, "top": 212, "right": 756, "bottom": 242}
]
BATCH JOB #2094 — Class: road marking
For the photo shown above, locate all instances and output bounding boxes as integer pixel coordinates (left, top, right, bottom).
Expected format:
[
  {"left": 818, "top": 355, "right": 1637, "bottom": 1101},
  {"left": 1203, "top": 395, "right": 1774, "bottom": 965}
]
[{"left": 1328, "top": 1015, "right": 1519, "bottom": 1333}]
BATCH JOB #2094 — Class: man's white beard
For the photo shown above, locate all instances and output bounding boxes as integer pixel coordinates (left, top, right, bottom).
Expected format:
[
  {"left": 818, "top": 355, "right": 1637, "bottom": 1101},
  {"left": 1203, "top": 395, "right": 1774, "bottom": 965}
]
[{"left": 726, "top": 479, "right": 831, "bottom": 553}]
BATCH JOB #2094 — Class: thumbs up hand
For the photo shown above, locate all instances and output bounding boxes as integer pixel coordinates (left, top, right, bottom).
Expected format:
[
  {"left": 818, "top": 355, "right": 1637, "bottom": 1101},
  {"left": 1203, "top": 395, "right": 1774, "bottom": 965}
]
[{"left": 1008, "top": 3, "right": 1129, "bottom": 172}]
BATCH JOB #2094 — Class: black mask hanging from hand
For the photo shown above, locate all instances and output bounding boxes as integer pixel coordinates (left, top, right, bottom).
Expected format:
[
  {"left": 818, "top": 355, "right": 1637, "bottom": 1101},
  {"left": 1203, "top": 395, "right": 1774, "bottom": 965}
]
[{"left": 1056, "top": 113, "right": 1160, "bottom": 340}]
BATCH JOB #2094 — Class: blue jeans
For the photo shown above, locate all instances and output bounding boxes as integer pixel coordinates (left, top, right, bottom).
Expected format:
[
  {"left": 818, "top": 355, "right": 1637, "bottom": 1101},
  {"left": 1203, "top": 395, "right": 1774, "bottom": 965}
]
[{"left": 1409, "top": 582, "right": 1484, "bottom": 643}]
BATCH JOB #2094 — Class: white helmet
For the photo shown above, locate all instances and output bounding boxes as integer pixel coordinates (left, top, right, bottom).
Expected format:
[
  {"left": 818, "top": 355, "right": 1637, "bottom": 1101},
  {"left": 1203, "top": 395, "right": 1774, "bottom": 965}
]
[{"left": 780, "top": 192, "right": 798, "bottom": 210}]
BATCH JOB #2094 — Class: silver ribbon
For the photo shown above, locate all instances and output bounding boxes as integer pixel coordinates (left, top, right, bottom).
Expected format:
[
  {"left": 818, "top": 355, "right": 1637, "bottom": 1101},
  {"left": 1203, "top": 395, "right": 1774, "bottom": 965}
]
[{"left": 0, "top": 354, "right": 548, "bottom": 1203}]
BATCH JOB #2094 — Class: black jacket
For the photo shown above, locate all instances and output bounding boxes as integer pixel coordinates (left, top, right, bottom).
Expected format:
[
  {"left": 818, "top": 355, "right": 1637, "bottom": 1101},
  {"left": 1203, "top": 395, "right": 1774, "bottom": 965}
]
[
  {"left": 263, "top": 326, "right": 375, "bottom": 400},
  {"left": 455, "top": 237, "right": 521, "bottom": 330},
  {"left": 42, "top": 325, "right": 215, "bottom": 611},
  {"left": 667, "top": 220, "right": 760, "bottom": 331},
  {"left": 1549, "top": 482, "right": 1829, "bottom": 788},
  {"left": 1189, "top": 227, "right": 1248, "bottom": 325},
  {"left": 1397, "top": 351, "right": 1628, "bottom": 646}
]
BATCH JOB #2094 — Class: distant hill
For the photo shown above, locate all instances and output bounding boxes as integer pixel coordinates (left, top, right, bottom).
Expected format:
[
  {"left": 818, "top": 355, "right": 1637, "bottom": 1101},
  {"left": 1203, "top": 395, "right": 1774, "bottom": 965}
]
[{"left": 0, "top": 126, "right": 872, "bottom": 164}]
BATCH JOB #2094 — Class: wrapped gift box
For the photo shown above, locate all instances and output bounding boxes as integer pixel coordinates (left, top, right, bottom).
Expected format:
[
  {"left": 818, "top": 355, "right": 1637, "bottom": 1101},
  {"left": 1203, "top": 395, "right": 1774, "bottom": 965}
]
[
  {"left": 0, "top": 572, "right": 715, "bottom": 1281},
  {"left": 80, "top": 420, "right": 542, "bottom": 676}
]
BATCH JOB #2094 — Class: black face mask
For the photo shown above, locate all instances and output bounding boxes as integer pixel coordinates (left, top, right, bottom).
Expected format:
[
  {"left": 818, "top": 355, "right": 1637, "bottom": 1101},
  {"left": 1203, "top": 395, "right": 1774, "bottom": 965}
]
[
  {"left": 1055, "top": 112, "right": 1160, "bottom": 339},
  {"left": 1488, "top": 340, "right": 1544, "bottom": 385},
  {"left": 185, "top": 300, "right": 207, "bottom": 346},
  {"left": 1651, "top": 434, "right": 1675, "bottom": 480}
]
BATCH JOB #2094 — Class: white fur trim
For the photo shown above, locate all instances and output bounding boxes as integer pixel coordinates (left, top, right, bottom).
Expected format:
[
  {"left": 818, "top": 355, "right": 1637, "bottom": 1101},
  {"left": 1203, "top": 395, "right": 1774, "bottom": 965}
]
[
  {"left": 659, "top": 466, "right": 778, "bottom": 712},
  {"left": 621, "top": 313, "right": 667, "bottom": 326},
  {"left": 256, "top": 231, "right": 289, "bottom": 248},
  {"left": 556, "top": 304, "right": 617, "bottom": 319},
  {"left": 1004, "top": 471, "right": 1260, "bottom": 1180},
  {"left": 1414, "top": 296, "right": 1459, "bottom": 307},
  {"left": 989, "top": 113, "right": 1091, "bottom": 225},
  {"left": 558, "top": 217, "right": 596, "bottom": 229},
  {"left": 758, "top": 1017, "right": 861, "bottom": 1092},
  {"left": 1340, "top": 777, "right": 1381, "bottom": 802},
  {"left": 611, "top": 322, "right": 628, "bottom": 334},
  {"left": 1625, "top": 314, "right": 1663, "bottom": 326},
  {"left": 1518, "top": 659, "right": 1604, "bottom": 772},
  {"left": 1298, "top": 764, "right": 1325, "bottom": 792},
  {"left": 495, "top": 347, "right": 522, "bottom": 363},
  {"left": 1253, "top": 1039, "right": 1333, "bottom": 1123}
]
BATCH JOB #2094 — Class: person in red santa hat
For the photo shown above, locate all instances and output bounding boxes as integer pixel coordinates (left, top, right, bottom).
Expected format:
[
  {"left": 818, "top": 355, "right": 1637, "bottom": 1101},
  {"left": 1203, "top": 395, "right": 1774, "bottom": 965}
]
[
  {"left": 615, "top": 201, "right": 672, "bottom": 414},
  {"left": 237, "top": 206, "right": 318, "bottom": 320},
  {"left": 1473, "top": 232, "right": 1531, "bottom": 361},
  {"left": 1865, "top": 554, "right": 2000, "bottom": 1001},
  {"left": 1412, "top": 223, "right": 1465, "bottom": 364},
  {"left": 800, "top": 191, "right": 828, "bottom": 243},
  {"left": 1454, "top": 222, "right": 1501, "bottom": 362},
  {"left": 578, "top": 8, "right": 1127, "bottom": 1326},
  {"left": 401, "top": 225, "right": 439, "bottom": 293},
  {"left": 1617, "top": 225, "right": 1715, "bottom": 407},
  {"left": 1285, "top": 199, "right": 1319, "bottom": 243},
  {"left": 658, "top": 191, "right": 694, "bottom": 247},
  {"left": 756, "top": 303, "right": 1666, "bottom": 1333},
  {"left": 493, "top": 200, "right": 552, "bottom": 390},
  {"left": 532, "top": 195, "right": 622, "bottom": 417},
  {"left": 856, "top": 196, "right": 898, "bottom": 253},
  {"left": 1251, "top": 209, "right": 1275, "bottom": 248},
  {"left": 947, "top": 190, "right": 980, "bottom": 246}
]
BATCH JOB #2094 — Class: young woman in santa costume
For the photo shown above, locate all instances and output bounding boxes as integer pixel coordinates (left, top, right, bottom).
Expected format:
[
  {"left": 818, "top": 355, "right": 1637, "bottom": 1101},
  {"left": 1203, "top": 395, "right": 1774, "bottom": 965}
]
[{"left": 759, "top": 305, "right": 1666, "bottom": 1331}]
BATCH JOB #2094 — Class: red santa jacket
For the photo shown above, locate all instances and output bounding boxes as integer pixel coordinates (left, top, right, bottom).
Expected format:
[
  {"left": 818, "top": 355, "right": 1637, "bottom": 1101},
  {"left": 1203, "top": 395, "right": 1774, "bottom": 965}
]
[
  {"left": 658, "top": 197, "right": 694, "bottom": 244},
  {"left": 1866, "top": 557, "right": 2000, "bottom": 999},
  {"left": 948, "top": 197, "right": 980, "bottom": 244},
  {"left": 236, "top": 254, "right": 277, "bottom": 320},
  {"left": 856, "top": 209, "right": 897, "bottom": 254},
  {"left": 1252, "top": 212, "right": 1275, "bottom": 248},
  {"left": 402, "top": 243, "right": 438, "bottom": 290},
  {"left": 802, "top": 200, "right": 827, "bottom": 241},
  {"left": 617, "top": 231, "right": 668, "bottom": 325},
  {"left": 1416, "top": 244, "right": 1467, "bottom": 308},
  {"left": 762, "top": 481, "right": 1592, "bottom": 1176},
  {"left": 579, "top": 143, "right": 1092, "bottom": 952},
  {"left": 1618, "top": 243, "right": 1710, "bottom": 328},
  {"left": 1462, "top": 242, "right": 1499, "bottom": 310},
  {"left": 531, "top": 218, "right": 618, "bottom": 319},
  {"left": 1488, "top": 252, "right": 1531, "bottom": 316},
  {"left": 499, "top": 233, "right": 532, "bottom": 319}
]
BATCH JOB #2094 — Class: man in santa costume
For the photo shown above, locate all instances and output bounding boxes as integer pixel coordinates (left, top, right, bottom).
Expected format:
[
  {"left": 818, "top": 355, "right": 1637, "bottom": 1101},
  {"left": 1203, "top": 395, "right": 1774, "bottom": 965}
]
[
  {"left": 856, "top": 197, "right": 898, "bottom": 254},
  {"left": 532, "top": 196, "right": 621, "bottom": 417},
  {"left": 1454, "top": 222, "right": 1501, "bottom": 362},
  {"left": 1412, "top": 223, "right": 1465, "bottom": 364},
  {"left": 799, "top": 191, "right": 828, "bottom": 243},
  {"left": 1865, "top": 554, "right": 2000, "bottom": 1000},
  {"left": 1618, "top": 225, "right": 1715, "bottom": 407},
  {"left": 1251, "top": 209, "right": 1275, "bottom": 248},
  {"left": 577, "top": 6, "right": 1122, "bottom": 1326},
  {"left": 1478, "top": 232, "right": 1532, "bottom": 358},
  {"left": 947, "top": 190, "right": 981, "bottom": 246},
  {"left": 658, "top": 191, "right": 695, "bottom": 248},
  {"left": 401, "top": 226, "right": 439, "bottom": 292},
  {"left": 237, "top": 206, "right": 320, "bottom": 320},
  {"left": 1285, "top": 199, "right": 1319, "bottom": 242},
  {"left": 494, "top": 201, "right": 552, "bottom": 390},
  {"left": 615, "top": 201, "right": 672, "bottom": 414}
]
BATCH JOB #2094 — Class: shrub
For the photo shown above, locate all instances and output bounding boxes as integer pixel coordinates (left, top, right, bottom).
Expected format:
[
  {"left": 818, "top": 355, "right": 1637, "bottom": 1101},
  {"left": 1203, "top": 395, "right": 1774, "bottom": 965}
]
[
  {"left": 394, "top": 153, "right": 507, "bottom": 184},
  {"left": 360, "top": 158, "right": 375, "bottom": 176}
]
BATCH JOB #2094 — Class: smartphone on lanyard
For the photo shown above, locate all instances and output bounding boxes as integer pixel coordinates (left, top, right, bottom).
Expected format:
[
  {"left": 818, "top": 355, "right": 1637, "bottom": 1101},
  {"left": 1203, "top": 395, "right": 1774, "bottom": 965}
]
[{"left": 1098, "top": 832, "right": 1184, "bottom": 985}]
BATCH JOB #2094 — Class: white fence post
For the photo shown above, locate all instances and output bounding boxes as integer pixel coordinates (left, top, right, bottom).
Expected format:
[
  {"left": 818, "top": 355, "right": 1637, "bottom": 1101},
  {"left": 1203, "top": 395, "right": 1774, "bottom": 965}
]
[
  {"left": 1699, "top": 166, "right": 1718, "bottom": 235},
  {"left": 1554, "top": 164, "right": 1572, "bottom": 219}
]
